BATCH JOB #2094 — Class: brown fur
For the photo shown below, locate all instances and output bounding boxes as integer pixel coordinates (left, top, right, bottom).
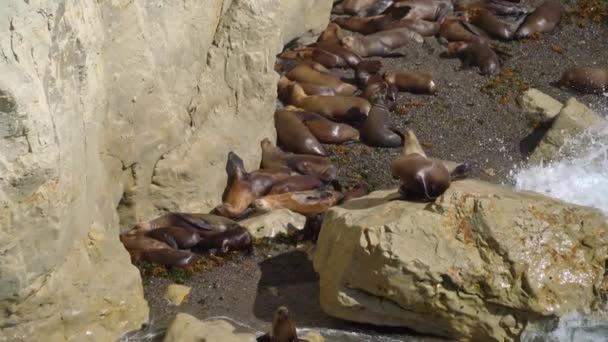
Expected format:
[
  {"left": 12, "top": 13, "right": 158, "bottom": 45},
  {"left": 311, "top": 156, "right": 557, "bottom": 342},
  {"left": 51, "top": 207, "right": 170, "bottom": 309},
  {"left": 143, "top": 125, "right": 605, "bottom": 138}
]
[
  {"left": 514, "top": 0, "right": 561, "bottom": 39},
  {"left": 294, "top": 110, "right": 360, "bottom": 144},
  {"left": 275, "top": 109, "right": 327, "bottom": 156},
  {"left": 288, "top": 83, "right": 370, "bottom": 122},
  {"left": 384, "top": 71, "right": 437, "bottom": 94},
  {"left": 260, "top": 138, "right": 338, "bottom": 181},
  {"left": 254, "top": 190, "right": 343, "bottom": 215},
  {"left": 340, "top": 27, "right": 423, "bottom": 57},
  {"left": 559, "top": 67, "right": 608, "bottom": 94}
]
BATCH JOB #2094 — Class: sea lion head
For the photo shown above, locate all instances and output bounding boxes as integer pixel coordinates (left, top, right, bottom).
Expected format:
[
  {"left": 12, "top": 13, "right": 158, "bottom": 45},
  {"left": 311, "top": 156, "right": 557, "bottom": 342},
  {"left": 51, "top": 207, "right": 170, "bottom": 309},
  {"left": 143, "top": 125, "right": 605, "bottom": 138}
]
[
  {"left": 274, "top": 306, "right": 291, "bottom": 323},
  {"left": 413, "top": 161, "right": 451, "bottom": 200}
]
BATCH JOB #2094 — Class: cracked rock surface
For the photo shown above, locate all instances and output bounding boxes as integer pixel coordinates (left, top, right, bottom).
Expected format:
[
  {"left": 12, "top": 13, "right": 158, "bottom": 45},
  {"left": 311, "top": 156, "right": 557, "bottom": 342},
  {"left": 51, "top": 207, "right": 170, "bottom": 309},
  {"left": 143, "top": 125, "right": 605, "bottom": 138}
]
[{"left": 313, "top": 180, "right": 608, "bottom": 341}]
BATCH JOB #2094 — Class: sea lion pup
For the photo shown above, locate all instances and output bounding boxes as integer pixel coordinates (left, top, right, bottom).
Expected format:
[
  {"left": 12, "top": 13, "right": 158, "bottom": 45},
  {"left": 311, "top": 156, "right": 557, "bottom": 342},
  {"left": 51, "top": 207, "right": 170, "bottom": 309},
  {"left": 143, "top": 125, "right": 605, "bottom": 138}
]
[
  {"left": 260, "top": 138, "right": 338, "bottom": 181},
  {"left": 558, "top": 67, "right": 608, "bottom": 94},
  {"left": 194, "top": 226, "right": 253, "bottom": 255},
  {"left": 360, "top": 92, "right": 403, "bottom": 147},
  {"left": 390, "top": 0, "right": 453, "bottom": 21},
  {"left": 293, "top": 109, "right": 360, "bottom": 144},
  {"left": 445, "top": 40, "right": 499, "bottom": 75},
  {"left": 465, "top": 8, "right": 514, "bottom": 40},
  {"left": 268, "top": 175, "right": 324, "bottom": 195},
  {"left": 384, "top": 70, "right": 437, "bottom": 94},
  {"left": 340, "top": 27, "right": 424, "bottom": 57},
  {"left": 391, "top": 130, "right": 470, "bottom": 201},
  {"left": 120, "top": 234, "right": 199, "bottom": 267},
  {"left": 145, "top": 226, "right": 202, "bottom": 249},
  {"left": 253, "top": 190, "right": 344, "bottom": 216},
  {"left": 514, "top": 0, "right": 561, "bottom": 39},
  {"left": 288, "top": 83, "right": 371, "bottom": 122},
  {"left": 275, "top": 109, "right": 327, "bottom": 156},
  {"left": 216, "top": 152, "right": 291, "bottom": 219},
  {"left": 438, "top": 16, "right": 488, "bottom": 43},
  {"left": 276, "top": 60, "right": 357, "bottom": 96}
]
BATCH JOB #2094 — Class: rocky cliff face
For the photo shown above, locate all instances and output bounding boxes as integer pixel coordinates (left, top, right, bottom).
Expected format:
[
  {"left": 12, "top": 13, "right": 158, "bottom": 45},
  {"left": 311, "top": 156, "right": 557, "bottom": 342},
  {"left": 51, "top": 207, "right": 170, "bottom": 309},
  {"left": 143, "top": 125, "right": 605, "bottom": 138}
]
[{"left": 0, "top": 1, "right": 331, "bottom": 340}]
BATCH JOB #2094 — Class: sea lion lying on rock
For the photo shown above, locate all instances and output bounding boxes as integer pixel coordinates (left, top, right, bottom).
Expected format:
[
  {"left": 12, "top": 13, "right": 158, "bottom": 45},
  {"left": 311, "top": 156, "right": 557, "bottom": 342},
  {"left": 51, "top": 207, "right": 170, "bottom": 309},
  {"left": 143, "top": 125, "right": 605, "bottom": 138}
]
[
  {"left": 391, "top": 129, "right": 471, "bottom": 201},
  {"left": 287, "top": 83, "right": 370, "bottom": 122},
  {"left": 275, "top": 108, "right": 327, "bottom": 156},
  {"left": 120, "top": 234, "right": 199, "bottom": 268},
  {"left": 293, "top": 109, "right": 360, "bottom": 144},
  {"left": 253, "top": 190, "right": 344, "bottom": 216}
]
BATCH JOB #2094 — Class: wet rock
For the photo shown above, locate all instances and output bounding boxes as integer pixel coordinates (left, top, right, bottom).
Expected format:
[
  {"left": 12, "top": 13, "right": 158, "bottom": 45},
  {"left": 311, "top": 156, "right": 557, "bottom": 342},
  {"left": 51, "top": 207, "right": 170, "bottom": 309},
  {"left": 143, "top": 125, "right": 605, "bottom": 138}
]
[
  {"left": 240, "top": 209, "right": 307, "bottom": 238},
  {"left": 518, "top": 88, "right": 563, "bottom": 125},
  {"left": 164, "top": 284, "right": 192, "bottom": 306},
  {"left": 0, "top": 0, "right": 331, "bottom": 340},
  {"left": 163, "top": 314, "right": 256, "bottom": 342},
  {"left": 530, "top": 97, "right": 604, "bottom": 163},
  {"left": 313, "top": 180, "right": 608, "bottom": 341}
]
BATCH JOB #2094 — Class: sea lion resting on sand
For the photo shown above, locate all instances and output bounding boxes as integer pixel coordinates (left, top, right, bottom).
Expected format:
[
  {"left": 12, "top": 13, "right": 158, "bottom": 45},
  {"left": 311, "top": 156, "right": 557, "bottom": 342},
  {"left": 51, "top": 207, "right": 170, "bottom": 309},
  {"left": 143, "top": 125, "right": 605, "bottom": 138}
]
[
  {"left": 445, "top": 40, "right": 499, "bottom": 75},
  {"left": 288, "top": 83, "right": 371, "bottom": 122},
  {"left": 465, "top": 8, "right": 514, "bottom": 41},
  {"left": 384, "top": 70, "right": 437, "bottom": 94},
  {"left": 359, "top": 91, "right": 403, "bottom": 148},
  {"left": 291, "top": 108, "right": 360, "bottom": 144},
  {"left": 277, "top": 61, "right": 357, "bottom": 96},
  {"left": 341, "top": 27, "right": 424, "bottom": 57},
  {"left": 275, "top": 108, "right": 327, "bottom": 156},
  {"left": 391, "top": 129, "right": 471, "bottom": 201},
  {"left": 558, "top": 66, "right": 608, "bottom": 94},
  {"left": 514, "top": 0, "right": 561, "bottom": 39}
]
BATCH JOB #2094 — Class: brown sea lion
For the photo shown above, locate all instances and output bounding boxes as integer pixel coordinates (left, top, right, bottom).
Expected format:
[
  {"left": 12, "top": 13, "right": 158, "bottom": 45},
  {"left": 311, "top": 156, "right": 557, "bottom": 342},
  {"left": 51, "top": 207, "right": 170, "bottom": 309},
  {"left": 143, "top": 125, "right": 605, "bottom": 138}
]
[
  {"left": 391, "top": 130, "right": 470, "bottom": 201},
  {"left": 391, "top": 0, "right": 453, "bottom": 21},
  {"left": 314, "top": 41, "right": 362, "bottom": 67},
  {"left": 294, "top": 110, "right": 360, "bottom": 144},
  {"left": 340, "top": 27, "right": 423, "bottom": 57},
  {"left": 383, "top": 19, "right": 441, "bottom": 37},
  {"left": 439, "top": 16, "right": 488, "bottom": 43},
  {"left": 253, "top": 190, "right": 344, "bottom": 215},
  {"left": 333, "top": 0, "right": 380, "bottom": 15},
  {"left": 260, "top": 138, "right": 338, "bottom": 181},
  {"left": 216, "top": 152, "right": 292, "bottom": 219},
  {"left": 456, "top": 0, "right": 530, "bottom": 16},
  {"left": 355, "top": 60, "right": 398, "bottom": 102},
  {"left": 275, "top": 55, "right": 330, "bottom": 75},
  {"left": 279, "top": 62, "right": 357, "bottom": 96},
  {"left": 360, "top": 96, "right": 403, "bottom": 147},
  {"left": 275, "top": 109, "right": 327, "bottom": 156},
  {"left": 288, "top": 83, "right": 371, "bottom": 122},
  {"left": 445, "top": 40, "right": 499, "bottom": 75},
  {"left": 120, "top": 234, "right": 200, "bottom": 268},
  {"left": 268, "top": 175, "right": 324, "bottom": 195},
  {"left": 384, "top": 70, "right": 437, "bottom": 94},
  {"left": 132, "top": 212, "right": 237, "bottom": 233},
  {"left": 318, "top": 23, "right": 347, "bottom": 45},
  {"left": 465, "top": 8, "right": 514, "bottom": 40},
  {"left": 514, "top": 0, "right": 561, "bottom": 39},
  {"left": 194, "top": 226, "right": 253, "bottom": 255},
  {"left": 332, "top": 15, "right": 391, "bottom": 34},
  {"left": 558, "top": 67, "right": 608, "bottom": 94},
  {"left": 271, "top": 306, "right": 298, "bottom": 342},
  {"left": 145, "top": 226, "right": 202, "bottom": 249},
  {"left": 278, "top": 48, "right": 348, "bottom": 69}
]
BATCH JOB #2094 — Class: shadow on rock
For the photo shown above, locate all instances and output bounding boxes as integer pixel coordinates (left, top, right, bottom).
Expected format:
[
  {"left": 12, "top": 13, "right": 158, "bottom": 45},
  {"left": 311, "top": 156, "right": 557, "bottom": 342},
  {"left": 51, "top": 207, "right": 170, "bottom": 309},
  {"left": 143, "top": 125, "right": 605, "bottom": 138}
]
[{"left": 520, "top": 126, "right": 550, "bottom": 157}]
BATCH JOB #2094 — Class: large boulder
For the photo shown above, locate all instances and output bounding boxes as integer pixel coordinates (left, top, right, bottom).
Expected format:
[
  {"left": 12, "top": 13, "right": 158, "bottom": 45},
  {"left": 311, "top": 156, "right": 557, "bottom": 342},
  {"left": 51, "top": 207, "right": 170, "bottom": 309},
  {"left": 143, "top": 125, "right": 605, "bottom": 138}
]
[
  {"left": 0, "top": 0, "right": 331, "bottom": 341},
  {"left": 530, "top": 98, "right": 604, "bottom": 163},
  {"left": 163, "top": 314, "right": 256, "bottom": 342},
  {"left": 313, "top": 180, "right": 608, "bottom": 341}
]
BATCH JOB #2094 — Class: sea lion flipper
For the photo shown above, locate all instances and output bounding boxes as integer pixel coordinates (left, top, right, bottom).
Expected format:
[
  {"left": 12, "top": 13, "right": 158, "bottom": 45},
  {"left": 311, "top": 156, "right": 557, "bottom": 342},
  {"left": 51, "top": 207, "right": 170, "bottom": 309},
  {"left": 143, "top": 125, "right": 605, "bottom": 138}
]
[{"left": 403, "top": 129, "right": 426, "bottom": 157}]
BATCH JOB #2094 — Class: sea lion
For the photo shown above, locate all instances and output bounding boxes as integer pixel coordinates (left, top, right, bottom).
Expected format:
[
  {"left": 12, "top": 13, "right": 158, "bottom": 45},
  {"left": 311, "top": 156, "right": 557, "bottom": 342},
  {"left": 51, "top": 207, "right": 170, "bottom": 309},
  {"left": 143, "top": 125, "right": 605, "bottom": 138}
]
[
  {"left": 279, "top": 78, "right": 337, "bottom": 97},
  {"left": 294, "top": 110, "right": 360, "bottom": 144},
  {"left": 360, "top": 95, "right": 403, "bottom": 147},
  {"left": 275, "top": 56, "right": 330, "bottom": 75},
  {"left": 131, "top": 212, "right": 236, "bottom": 232},
  {"left": 253, "top": 190, "right": 344, "bottom": 215},
  {"left": 288, "top": 83, "right": 371, "bottom": 122},
  {"left": 340, "top": 27, "right": 424, "bottom": 57},
  {"left": 391, "top": 0, "right": 453, "bottom": 21},
  {"left": 194, "top": 226, "right": 253, "bottom": 255},
  {"left": 271, "top": 306, "right": 298, "bottom": 342},
  {"left": 145, "top": 226, "right": 202, "bottom": 249},
  {"left": 362, "top": 0, "right": 395, "bottom": 16},
  {"left": 318, "top": 23, "right": 347, "bottom": 45},
  {"left": 558, "top": 67, "right": 608, "bottom": 94},
  {"left": 216, "top": 152, "right": 291, "bottom": 219},
  {"left": 279, "top": 62, "right": 357, "bottom": 96},
  {"left": 465, "top": 8, "right": 514, "bottom": 40},
  {"left": 383, "top": 19, "right": 441, "bottom": 37},
  {"left": 120, "top": 234, "right": 199, "bottom": 267},
  {"left": 445, "top": 40, "right": 499, "bottom": 75},
  {"left": 384, "top": 70, "right": 437, "bottom": 94},
  {"left": 332, "top": 15, "right": 392, "bottom": 34},
  {"left": 514, "top": 0, "right": 561, "bottom": 39},
  {"left": 278, "top": 47, "right": 348, "bottom": 69},
  {"left": 391, "top": 130, "right": 470, "bottom": 201},
  {"left": 456, "top": 0, "right": 530, "bottom": 16},
  {"left": 354, "top": 60, "right": 398, "bottom": 103},
  {"left": 275, "top": 109, "right": 327, "bottom": 156},
  {"left": 333, "top": 0, "right": 381, "bottom": 15},
  {"left": 260, "top": 138, "right": 338, "bottom": 181},
  {"left": 439, "top": 16, "right": 488, "bottom": 43},
  {"left": 268, "top": 175, "right": 324, "bottom": 195},
  {"left": 313, "top": 41, "right": 362, "bottom": 67}
]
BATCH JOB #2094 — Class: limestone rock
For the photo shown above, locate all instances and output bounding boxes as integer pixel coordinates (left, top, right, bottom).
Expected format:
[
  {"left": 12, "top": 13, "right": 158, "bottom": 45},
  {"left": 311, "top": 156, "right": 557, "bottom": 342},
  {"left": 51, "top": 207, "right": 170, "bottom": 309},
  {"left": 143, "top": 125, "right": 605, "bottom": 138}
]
[
  {"left": 163, "top": 314, "right": 256, "bottom": 342},
  {"left": 164, "top": 284, "right": 192, "bottom": 306},
  {"left": 0, "top": 0, "right": 331, "bottom": 341},
  {"left": 313, "top": 180, "right": 608, "bottom": 342},
  {"left": 240, "top": 209, "right": 307, "bottom": 238},
  {"left": 518, "top": 88, "right": 563, "bottom": 125},
  {"left": 530, "top": 98, "right": 604, "bottom": 163}
]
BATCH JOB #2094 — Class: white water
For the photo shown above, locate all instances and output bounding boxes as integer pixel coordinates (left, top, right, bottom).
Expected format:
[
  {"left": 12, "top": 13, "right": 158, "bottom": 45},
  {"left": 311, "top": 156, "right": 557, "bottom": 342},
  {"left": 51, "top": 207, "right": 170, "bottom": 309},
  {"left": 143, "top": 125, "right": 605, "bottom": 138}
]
[
  {"left": 513, "top": 110, "right": 608, "bottom": 215},
  {"left": 522, "top": 312, "right": 608, "bottom": 342}
]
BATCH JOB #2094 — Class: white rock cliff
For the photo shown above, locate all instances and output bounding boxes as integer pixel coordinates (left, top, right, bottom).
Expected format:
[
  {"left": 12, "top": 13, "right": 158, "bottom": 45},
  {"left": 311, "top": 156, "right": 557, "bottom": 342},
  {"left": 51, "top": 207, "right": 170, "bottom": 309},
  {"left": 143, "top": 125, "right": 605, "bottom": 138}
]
[{"left": 0, "top": 0, "right": 331, "bottom": 340}]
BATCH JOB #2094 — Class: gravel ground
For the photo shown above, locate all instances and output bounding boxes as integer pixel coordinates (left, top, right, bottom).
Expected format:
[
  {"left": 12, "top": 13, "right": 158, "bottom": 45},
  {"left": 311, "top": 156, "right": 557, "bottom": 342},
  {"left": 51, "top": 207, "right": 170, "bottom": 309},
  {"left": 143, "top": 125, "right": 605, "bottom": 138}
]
[{"left": 128, "top": 6, "right": 608, "bottom": 341}]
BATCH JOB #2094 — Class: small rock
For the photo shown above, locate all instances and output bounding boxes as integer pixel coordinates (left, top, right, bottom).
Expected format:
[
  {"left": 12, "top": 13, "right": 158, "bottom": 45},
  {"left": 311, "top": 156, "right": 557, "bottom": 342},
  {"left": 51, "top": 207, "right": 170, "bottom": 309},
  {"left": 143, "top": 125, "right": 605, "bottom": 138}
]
[
  {"left": 164, "top": 284, "right": 191, "bottom": 306},
  {"left": 163, "top": 314, "right": 256, "bottom": 342},
  {"left": 240, "top": 209, "right": 306, "bottom": 238},
  {"left": 530, "top": 97, "right": 604, "bottom": 163},
  {"left": 518, "top": 88, "right": 563, "bottom": 125},
  {"left": 267, "top": 286, "right": 279, "bottom": 297},
  {"left": 483, "top": 168, "right": 496, "bottom": 176}
]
